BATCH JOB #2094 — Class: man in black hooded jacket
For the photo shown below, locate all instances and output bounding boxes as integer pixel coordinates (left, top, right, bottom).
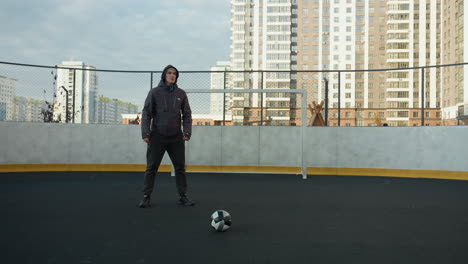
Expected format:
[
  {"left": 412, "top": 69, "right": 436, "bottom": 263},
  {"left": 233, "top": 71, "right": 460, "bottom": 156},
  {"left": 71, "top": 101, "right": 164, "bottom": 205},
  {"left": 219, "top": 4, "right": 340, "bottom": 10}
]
[{"left": 138, "top": 65, "right": 194, "bottom": 208}]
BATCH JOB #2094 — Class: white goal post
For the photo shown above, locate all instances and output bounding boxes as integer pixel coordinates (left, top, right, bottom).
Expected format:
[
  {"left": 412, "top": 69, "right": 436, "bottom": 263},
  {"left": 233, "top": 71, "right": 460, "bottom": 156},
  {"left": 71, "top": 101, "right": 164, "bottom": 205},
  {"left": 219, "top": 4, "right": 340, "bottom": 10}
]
[{"left": 185, "top": 89, "right": 308, "bottom": 179}]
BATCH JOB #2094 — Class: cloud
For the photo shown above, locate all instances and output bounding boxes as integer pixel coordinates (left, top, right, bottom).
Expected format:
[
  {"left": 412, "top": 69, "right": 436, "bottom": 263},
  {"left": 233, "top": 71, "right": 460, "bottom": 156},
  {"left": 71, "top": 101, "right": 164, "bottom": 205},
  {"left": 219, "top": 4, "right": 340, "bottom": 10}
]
[
  {"left": 0, "top": 0, "right": 231, "bottom": 70},
  {"left": 0, "top": 0, "right": 232, "bottom": 110}
]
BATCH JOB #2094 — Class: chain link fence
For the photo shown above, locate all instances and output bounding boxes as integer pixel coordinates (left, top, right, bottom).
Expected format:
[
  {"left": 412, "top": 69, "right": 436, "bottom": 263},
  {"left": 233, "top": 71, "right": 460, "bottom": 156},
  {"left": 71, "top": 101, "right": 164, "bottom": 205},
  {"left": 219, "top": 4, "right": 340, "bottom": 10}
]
[{"left": 1, "top": 61, "right": 467, "bottom": 126}]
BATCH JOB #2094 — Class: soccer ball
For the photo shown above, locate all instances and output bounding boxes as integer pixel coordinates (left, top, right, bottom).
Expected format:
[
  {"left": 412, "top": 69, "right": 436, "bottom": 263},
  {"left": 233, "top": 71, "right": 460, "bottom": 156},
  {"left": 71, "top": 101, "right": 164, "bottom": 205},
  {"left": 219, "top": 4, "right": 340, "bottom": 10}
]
[{"left": 210, "top": 210, "right": 232, "bottom": 232}]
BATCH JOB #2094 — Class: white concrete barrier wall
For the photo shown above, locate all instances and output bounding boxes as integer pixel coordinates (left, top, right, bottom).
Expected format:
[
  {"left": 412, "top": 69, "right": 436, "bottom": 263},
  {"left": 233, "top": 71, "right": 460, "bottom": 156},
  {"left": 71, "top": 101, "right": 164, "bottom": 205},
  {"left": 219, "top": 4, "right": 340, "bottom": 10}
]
[
  {"left": 1, "top": 122, "right": 467, "bottom": 172},
  {"left": 304, "top": 126, "right": 468, "bottom": 172}
]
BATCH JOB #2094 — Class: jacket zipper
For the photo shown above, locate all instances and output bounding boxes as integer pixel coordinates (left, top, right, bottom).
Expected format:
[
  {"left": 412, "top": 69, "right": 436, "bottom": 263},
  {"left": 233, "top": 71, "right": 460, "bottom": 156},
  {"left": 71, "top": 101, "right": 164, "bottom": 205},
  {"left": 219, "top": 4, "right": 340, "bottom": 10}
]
[{"left": 163, "top": 95, "right": 168, "bottom": 112}]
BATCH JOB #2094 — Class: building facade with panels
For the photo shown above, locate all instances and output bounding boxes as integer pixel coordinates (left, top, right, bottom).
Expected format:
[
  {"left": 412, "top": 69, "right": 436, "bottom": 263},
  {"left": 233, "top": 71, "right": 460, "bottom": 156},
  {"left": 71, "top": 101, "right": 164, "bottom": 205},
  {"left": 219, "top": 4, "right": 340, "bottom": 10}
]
[
  {"left": 230, "top": 0, "right": 297, "bottom": 126},
  {"left": 54, "top": 61, "right": 98, "bottom": 124}
]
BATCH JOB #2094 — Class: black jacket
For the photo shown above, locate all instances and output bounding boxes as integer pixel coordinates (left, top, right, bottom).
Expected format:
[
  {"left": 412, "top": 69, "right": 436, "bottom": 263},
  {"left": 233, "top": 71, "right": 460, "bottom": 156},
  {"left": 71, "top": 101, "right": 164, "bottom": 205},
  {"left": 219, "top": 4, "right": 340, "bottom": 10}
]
[{"left": 141, "top": 80, "right": 192, "bottom": 139}]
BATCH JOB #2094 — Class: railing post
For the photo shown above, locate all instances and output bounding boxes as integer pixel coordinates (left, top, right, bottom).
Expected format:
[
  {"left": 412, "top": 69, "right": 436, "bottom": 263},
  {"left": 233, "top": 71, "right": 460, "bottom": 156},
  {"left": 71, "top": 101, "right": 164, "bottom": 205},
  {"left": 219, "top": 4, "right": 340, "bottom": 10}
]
[
  {"left": 323, "top": 77, "right": 329, "bottom": 126},
  {"left": 223, "top": 70, "right": 227, "bottom": 126},
  {"left": 150, "top": 72, "right": 153, "bottom": 91},
  {"left": 421, "top": 67, "right": 425, "bottom": 126},
  {"left": 301, "top": 89, "right": 307, "bottom": 179},
  {"left": 72, "top": 69, "right": 76, "bottom": 123},
  {"left": 338, "top": 71, "right": 341, "bottom": 127},
  {"left": 260, "top": 71, "right": 264, "bottom": 126}
]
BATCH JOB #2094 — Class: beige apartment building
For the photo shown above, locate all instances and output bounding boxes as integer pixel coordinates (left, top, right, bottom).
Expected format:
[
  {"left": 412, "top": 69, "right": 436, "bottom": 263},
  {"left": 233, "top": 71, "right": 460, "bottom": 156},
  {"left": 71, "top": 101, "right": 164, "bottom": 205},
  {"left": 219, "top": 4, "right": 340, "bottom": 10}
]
[
  {"left": 295, "top": 0, "right": 442, "bottom": 126},
  {"left": 229, "top": 0, "right": 463, "bottom": 126},
  {"left": 441, "top": 0, "right": 467, "bottom": 125}
]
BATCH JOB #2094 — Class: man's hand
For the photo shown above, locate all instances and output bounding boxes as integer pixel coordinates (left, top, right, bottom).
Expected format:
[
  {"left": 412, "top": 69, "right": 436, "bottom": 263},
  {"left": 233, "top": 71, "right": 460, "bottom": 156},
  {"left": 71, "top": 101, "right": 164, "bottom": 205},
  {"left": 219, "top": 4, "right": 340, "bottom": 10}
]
[
  {"left": 143, "top": 138, "right": 150, "bottom": 144},
  {"left": 183, "top": 137, "right": 190, "bottom": 141}
]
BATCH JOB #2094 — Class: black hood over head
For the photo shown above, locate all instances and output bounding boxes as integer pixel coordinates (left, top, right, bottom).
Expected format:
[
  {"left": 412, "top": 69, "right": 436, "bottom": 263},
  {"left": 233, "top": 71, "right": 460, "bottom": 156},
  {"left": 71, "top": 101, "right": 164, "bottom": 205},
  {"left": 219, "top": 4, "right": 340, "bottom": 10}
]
[{"left": 161, "top": 65, "right": 179, "bottom": 84}]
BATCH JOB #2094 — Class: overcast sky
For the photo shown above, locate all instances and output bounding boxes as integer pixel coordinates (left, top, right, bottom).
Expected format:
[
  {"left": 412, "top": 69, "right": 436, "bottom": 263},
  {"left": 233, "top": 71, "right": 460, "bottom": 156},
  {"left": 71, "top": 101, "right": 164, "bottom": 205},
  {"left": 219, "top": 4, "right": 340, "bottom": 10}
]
[
  {"left": 0, "top": 0, "right": 231, "bottom": 71},
  {"left": 0, "top": 0, "right": 231, "bottom": 112}
]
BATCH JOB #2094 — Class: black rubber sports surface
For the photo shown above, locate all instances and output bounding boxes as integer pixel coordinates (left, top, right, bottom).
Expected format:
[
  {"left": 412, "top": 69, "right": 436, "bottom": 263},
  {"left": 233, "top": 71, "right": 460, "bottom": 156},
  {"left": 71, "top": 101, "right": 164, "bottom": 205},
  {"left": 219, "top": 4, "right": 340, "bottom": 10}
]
[{"left": 2, "top": 172, "right": 468, "bottom": 264}]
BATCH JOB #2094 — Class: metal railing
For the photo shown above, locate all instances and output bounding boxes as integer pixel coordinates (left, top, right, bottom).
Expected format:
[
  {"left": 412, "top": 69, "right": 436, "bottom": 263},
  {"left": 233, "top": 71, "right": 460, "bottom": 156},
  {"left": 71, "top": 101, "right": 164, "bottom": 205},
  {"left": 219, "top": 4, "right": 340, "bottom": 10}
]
[{"left": 1, "top": 60, "right": 467, "bottom": 126}]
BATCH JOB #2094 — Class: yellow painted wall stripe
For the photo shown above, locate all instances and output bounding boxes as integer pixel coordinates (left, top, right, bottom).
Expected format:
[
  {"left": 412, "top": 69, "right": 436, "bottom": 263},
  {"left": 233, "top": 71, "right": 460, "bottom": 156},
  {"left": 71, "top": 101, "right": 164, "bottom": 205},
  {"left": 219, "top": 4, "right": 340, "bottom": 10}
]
[
  {"left": 1, "top": 164, "right": 467, "bottom": 181},
  {"left": 186, "top": 165, "right": 301, "bottom": 174},
  {"left": 0, "top": 164, "right": 299, "bottom": 174},
  {"left": 0, "top": 164, "right": 170, "bottom": 172}
]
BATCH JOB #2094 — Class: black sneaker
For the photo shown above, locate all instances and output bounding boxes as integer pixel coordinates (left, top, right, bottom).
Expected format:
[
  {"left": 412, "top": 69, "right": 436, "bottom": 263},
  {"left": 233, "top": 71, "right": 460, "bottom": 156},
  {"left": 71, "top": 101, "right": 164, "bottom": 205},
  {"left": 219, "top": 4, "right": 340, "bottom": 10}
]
[
  {"left": 179, "top": 194, "right": 195, "bottom": 206},
  {"left": 138, "top": 195, "right": 151, "bottom": 208}
]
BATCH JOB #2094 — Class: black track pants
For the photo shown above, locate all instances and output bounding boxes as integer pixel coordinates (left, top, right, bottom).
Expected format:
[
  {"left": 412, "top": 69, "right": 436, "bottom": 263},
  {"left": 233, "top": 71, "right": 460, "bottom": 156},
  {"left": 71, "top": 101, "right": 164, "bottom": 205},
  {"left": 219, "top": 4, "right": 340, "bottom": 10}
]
[{"left": 142, "top": 135, "right": 187, "bottom": 196}]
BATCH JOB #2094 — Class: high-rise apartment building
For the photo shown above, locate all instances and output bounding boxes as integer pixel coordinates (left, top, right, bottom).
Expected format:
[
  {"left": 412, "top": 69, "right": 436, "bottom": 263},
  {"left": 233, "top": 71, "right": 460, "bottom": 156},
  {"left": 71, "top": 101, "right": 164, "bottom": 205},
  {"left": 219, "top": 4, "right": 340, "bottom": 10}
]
[
  {"left": 297, "top": 0, "right": 441, "bottom": 127},
  {"left": 383, "top": 0, "right": 441, "bottom": 126},
  {"left": 230, "top": 0, "right": 296, "bottom": 125},
  {"left": 0, "top": 75, "right": 17, "bottom": 121},
  {"left": 54, "top": 61, "right": 98, "bottom": 123},
  {"left": 297, "top": 0, "right": 378, "bottom": 126},
  {"left": 230, "top": 0, "right": 465, "bottom": 126},
  {"left": 441, "top": 0, "right": 467, "bottom": 125},
  {"left": 210, "top": 61, "right": 231, "bottom": 115}
]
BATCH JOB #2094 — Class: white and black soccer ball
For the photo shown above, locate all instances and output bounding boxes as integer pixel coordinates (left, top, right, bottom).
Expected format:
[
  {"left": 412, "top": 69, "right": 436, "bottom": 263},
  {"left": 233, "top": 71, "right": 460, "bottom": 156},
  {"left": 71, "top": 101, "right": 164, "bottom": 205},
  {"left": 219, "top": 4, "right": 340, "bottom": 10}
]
[{"left": 210, "top": 210, "right": 232, "bottom": 232}]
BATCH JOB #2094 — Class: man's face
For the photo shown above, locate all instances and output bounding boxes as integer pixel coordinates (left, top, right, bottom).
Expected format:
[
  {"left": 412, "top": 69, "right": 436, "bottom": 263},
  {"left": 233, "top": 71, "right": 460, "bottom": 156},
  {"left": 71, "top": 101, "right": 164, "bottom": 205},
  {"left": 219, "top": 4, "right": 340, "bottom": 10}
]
[{"left": 165, "top": 68, "right": 177, "bottom": 85}]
